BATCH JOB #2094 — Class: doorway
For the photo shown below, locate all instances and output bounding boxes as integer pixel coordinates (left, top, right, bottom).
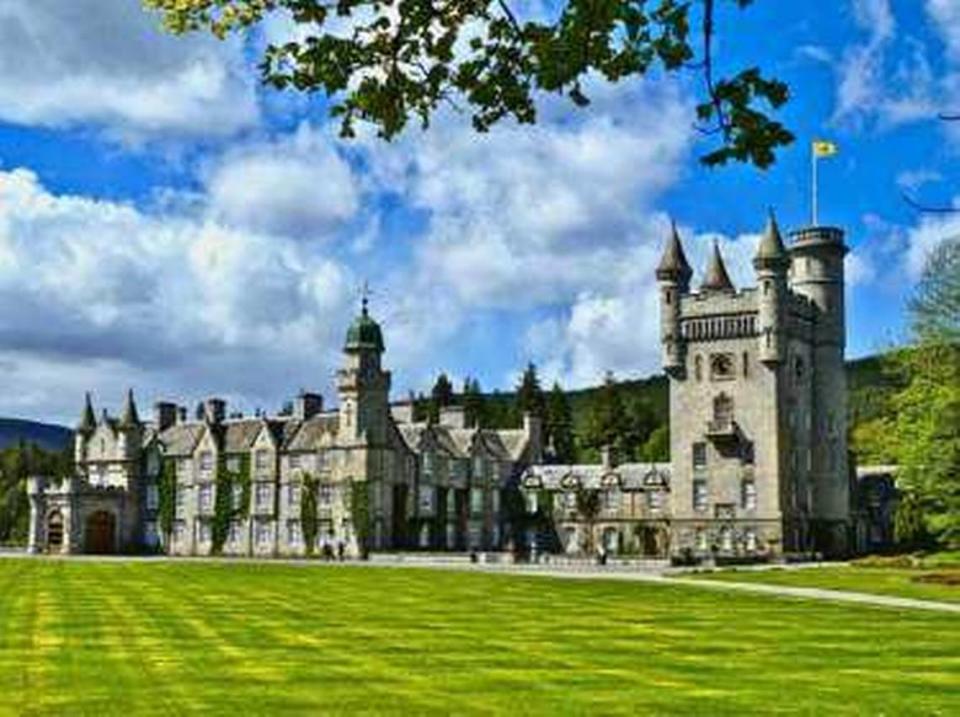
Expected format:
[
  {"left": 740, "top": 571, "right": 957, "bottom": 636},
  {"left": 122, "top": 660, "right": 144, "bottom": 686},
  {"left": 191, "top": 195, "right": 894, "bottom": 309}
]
[{"left": 84, "top": 511, "right": 116, "bottom": 554}]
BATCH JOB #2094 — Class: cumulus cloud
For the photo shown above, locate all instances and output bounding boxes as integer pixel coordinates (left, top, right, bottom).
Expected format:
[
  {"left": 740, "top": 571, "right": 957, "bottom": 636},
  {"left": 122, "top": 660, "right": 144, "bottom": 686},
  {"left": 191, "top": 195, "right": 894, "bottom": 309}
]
[
  {"left": 0, "top": 0, "right": 258, "bottom": 140},
  {"left": 0, "top": 168, "right": 354, "bottom": 422},
  {"left": 205, "top": 125, "right": 361, "bottom": 240}
]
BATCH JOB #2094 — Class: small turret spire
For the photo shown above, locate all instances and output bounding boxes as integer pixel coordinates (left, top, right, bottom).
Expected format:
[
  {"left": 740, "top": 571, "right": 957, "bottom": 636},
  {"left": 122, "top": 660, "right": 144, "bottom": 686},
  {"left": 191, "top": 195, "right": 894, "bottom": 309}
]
[
  {"left": 656, "top": 220, "right": 693, "bottom": 284},
  {"left": 700, "top": 240, "right": 735, "bottom": 293},
  {"left": 754, "top": 209, "right": 789, "bottom": 267},
  {"left": 77, "top": 392, "right": 96, "bottom": 434},
  {"left": 119, "top": 388, "right": 140, "bottom": 429}
]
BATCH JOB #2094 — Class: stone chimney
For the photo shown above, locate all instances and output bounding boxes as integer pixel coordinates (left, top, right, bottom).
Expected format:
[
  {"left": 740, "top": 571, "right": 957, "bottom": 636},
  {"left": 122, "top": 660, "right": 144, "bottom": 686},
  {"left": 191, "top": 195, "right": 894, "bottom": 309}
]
[
  {"left": 154, "top": 402, "right": 178, "bottom": 432},
  {"left": 523, "top": 412, "right": 544, "bottom": 464},
  {"left": 294, "top": 391, "right": 323, "bottom": 421},
  {"left": 600, "top": 444, "right": 617, "bottom": 469},
  {"left": 204, "top": 398, "right": 226, "bottom": 424},
  {"left": 391, "top": 402, "right": 415, "bottom": 424},
  {"left": 439, "top": 405, "right": 466, "bottom": 429}
]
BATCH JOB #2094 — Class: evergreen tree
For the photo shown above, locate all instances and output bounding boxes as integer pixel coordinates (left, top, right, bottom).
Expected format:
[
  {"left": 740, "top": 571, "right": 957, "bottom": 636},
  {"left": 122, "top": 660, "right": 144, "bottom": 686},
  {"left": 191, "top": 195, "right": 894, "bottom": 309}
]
[
  {"left": 462, "top": 377, "right": 486, "bottom": 429},
  {"left": 428, "top": 373, "right": 455, "bottom": 423},
  {"left": 583, "top": 372, "right": 627, "bottom": 456},
  {"left": 545, "top": 382, "right": 575, "bottom": 464},
  {"left": 639, "top": 425, "right": 670, "bottom": 463},
  {"left": 622, "top": 397, "right": 658, "bottom": 461},
  {"left": 515, "top": 362, "right": 546, "bottom": 420}
]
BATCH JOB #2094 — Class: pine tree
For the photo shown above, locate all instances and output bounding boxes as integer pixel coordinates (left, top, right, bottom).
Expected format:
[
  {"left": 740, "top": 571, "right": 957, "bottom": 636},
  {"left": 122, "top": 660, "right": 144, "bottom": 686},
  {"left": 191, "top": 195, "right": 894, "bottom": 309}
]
[
  {"left": 462, "top": 377, "right": 486, "bottom": 428},
  {"left": 515, "top": 362, "right": 546, "bottom": 420},
  {"left": 429, "top": 373, "right": 455, "bottom": 423},
  {"left": 622, "top": 397, "right": 658, "bottom": 461},
  {"left": 545, "top": 382, "right": 575, "bottom": 464},
  {"left": 584, "top": 372, "right": 627, "bottom": 456}
]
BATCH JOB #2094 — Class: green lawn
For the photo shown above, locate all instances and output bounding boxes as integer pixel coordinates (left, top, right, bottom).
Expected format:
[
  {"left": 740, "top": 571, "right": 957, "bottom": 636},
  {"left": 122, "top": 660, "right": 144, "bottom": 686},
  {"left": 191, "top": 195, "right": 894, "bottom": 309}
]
[
  {"left": 692, "top": 564, "right": 960, "bottom": 604},
  {"left": 1, "top": 559, "right": 958, "bottom": 715}
]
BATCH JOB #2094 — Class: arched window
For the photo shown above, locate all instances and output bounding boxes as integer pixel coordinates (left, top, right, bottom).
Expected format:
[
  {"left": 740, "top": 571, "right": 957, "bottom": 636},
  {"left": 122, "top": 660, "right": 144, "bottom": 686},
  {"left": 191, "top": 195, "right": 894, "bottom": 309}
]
[
  {"left": 742, "top": 351, "right": 750, "bottom": 378},
  {"left": 694, "top": 355, "right": 703, "bottom": 382}
]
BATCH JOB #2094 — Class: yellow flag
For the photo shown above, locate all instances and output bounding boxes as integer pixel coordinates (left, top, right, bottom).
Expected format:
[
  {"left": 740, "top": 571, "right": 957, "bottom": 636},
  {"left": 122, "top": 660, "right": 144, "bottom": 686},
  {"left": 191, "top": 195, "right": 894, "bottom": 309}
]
[{"left": 813, "top": 140, "right": 838, "bottom": 158}]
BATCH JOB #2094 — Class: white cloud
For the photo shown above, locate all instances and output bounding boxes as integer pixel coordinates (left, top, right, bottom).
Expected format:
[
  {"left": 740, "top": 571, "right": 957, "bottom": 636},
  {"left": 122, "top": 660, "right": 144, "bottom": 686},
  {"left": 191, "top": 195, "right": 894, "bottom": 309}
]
[
  {"left": 0, "top": 168, "right": 355, "bottom": 422},
  {"left": 205, "top": 125, "right": 361, "bottom": 240},
  {"left": 0, "top": 0, "right": 258, "bottom": 140}
]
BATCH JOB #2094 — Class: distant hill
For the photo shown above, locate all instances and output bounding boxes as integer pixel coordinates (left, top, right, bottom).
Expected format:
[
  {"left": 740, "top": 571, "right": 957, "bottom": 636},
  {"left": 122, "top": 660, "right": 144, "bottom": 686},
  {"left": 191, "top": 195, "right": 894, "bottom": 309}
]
[{"left": 0, "top": 419, "right": 72, "bottom": 452}]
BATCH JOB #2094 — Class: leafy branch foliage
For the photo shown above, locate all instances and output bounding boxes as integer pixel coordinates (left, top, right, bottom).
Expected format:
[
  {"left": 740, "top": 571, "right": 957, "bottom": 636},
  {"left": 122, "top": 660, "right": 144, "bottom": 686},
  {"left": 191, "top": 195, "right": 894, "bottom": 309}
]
[
  {"left": 211, "top": 454, "right": 251, "bottom": 554},
  {"left": 350, "top": 479, "right": 371, "bottom": 556},
  {"left": 300, "top": 472, "right": 319, "bottom": 555},
  {"left": 144, "top": 0, "right": 793, "bottom": 168}
]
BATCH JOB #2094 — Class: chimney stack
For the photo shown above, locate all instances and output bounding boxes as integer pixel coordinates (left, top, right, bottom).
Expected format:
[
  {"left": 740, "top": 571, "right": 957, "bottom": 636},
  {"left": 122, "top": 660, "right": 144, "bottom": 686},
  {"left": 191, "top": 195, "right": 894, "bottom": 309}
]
[
  {"left": 204, "top": 398, "right": 226, "bottom": 424},
  {"left": 294, "top": 391, "right": 324, "bottom": 421},
  {"left": 154, "top": 402, "right": 178, "bottom": 432}
]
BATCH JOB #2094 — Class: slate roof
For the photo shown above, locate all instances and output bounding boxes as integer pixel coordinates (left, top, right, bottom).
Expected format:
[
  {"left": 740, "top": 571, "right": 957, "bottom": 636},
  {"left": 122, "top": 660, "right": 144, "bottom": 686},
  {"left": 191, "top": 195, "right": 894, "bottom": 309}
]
[
  {"left": 395, "top": 423, "right": 530, "bottom": 463},
  {"left": 286, "top": 414, "right": 340, "bottom": 451},
  {"left": 157, "top": 423, "right": 206, "bottom": 457}
]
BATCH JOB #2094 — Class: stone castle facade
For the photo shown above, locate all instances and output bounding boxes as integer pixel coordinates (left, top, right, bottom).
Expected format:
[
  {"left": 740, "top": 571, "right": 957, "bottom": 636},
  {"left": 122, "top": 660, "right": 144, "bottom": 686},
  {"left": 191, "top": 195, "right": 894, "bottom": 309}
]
[{"left": 27, "top": 216, "right": 860, "bottom": 561}]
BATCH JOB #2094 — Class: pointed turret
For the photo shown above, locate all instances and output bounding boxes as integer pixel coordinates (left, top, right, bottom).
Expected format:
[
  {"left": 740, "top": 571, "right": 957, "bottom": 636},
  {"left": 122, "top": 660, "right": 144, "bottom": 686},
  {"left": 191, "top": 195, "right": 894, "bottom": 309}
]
[
  {"left": 700, "top": 241, "right": 735, "bottom": 293},
  {"left": 119, "top": 389, "right": 140, "bottom": 429},
  {"left": 656, "top": 220, "right": 693, "bottom": 289},
  {"left": 77, "top": 392, "right": 96, "bottom": 435},
  {"left": 754, "top": 210, "right": 789, "bottom": 268}
]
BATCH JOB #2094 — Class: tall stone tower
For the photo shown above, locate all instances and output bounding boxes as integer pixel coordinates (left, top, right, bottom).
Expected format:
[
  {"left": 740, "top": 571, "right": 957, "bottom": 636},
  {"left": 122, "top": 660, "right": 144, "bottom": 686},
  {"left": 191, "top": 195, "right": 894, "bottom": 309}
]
[
  {"left": 788, "top": 226, "right": 849, "bottom": 554},
  {"left": 657, "top": 214, "right": 851, "bottom": 561}
]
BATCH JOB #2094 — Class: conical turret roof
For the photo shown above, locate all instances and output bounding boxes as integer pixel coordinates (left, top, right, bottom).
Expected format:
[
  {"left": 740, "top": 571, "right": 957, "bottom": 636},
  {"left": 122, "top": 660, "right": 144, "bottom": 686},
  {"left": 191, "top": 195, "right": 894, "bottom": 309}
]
[
  {"left": 700, "top": 241, "right": 735, "bottom": 293},
  {"left": 656, "top": 221, "right": 693, "bottom": 281},
  {"left": 754, "top": 210, "right": 789, "bottom": 265},
  {"left": 119, "top": 389, "right": 140, "bottom": 429},
  {"left": 77, "top": 392, "right": 96, "bottom": 434}
]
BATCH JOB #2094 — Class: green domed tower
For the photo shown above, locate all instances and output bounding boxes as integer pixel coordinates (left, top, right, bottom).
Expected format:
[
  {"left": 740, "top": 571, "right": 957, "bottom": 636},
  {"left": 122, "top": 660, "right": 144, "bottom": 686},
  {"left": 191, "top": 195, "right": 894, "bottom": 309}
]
[{"left": 338, "top": 296, "right": 391, "bottom": 445}]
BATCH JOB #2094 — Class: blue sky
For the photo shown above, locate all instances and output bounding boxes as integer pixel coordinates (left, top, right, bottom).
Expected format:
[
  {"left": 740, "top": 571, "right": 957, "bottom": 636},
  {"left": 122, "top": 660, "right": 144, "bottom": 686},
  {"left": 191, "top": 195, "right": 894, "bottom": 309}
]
[{"left": 0, "top": 0, "right": 957, "bottom": 424}]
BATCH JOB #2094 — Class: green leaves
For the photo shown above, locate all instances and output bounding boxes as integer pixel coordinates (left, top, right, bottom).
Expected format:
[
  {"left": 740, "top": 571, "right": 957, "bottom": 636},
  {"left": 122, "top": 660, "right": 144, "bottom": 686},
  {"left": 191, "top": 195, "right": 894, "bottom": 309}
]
[{"left": 144, "top": 0, "right": 793, "bottom": 169}]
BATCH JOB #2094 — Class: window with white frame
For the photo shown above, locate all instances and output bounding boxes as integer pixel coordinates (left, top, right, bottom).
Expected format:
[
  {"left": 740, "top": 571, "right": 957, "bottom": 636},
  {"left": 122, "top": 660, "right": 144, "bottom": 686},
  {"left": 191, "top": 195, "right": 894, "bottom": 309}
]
[
  {"left": 492, "top": 490, "right": 501, "bottom": 514},
  {"left": 146, "top": 484, "right": 159, "bottom": 511},
  {"left": 232, "top": 483, "right": 244, "bottom": 510},
  {"left": 199, "top": 451, "right": 214, "bottom": 474},
  {"left": 418, "top": 485, "right": 434, "bottom": 513},
  {"left": 255, "top": 449, "right": 270, "bottom": 473},
  {"left": 742, "top": 480, "right": 757, "bottom": 510},
  {"left": 175, "top": 488, "right": 185, "bottom": 516},
  {"left": 745, "top": 528, "right": 757, "bottom": 551},
  {"left": 693, "top": 480, "right": 708, "bottom": 511},
  {"left": 525, "top": 491, "right": 539, "bottom": 514},
  {"left": 647, "top": 490, "right": 662, "bottom": 511},
  {"left": 228, "top": 520, "right": 243, "bottom": 545},
  {"left": 255, "top": 521, "right": 272, "bottom": 546},
  {"left": 604, "top": 489, "right": 620, "bottom": 512},
  {"left": 178, "top": 458, "right": 190, "bottom": 478},
  {"left": 255, "top": 482, "right": 272, "bottom": 510},
  {"left": 695, "top": 528, "right": 707, "bottom": 551},
  {"left": 692, "top": 443, "right": 707, "bottom": 469},
  {"left": 720, "top": 526, "right": 733, "bottom": 551},
  {"left": 473, "top": 455, "right": 484, "bottom": 478},
  {"left": 422, "top": 452, "right": 434, "bottom": 475},
  {"left": 289, "top": 454, "right": 301, "bottom": 470},
  {"left": 173, "top": 521, "right": 186, "bottom": 543},
  {"left": 288, "top": 521, "right": 302, "bottom": 546},
  {"left": 288, "top": 482, "right": 301, "bottom": 507},
  {"left": 469, "top": 487, "right": 484, "bottom": 515},
  {"left": 198, "top": 521, "right": 212, "bottom": 544},
  {"left": 319, "top": 484, "right": 332, "bottom": 506},
  {"left": 226, "top": 456, "right": 241, "bottom": 473},
  {"left": 198, "top": 483, "right": 213, "bottom": 512},
  {"left": 144, "top": 521, "right": 158, "bottom": 547}
]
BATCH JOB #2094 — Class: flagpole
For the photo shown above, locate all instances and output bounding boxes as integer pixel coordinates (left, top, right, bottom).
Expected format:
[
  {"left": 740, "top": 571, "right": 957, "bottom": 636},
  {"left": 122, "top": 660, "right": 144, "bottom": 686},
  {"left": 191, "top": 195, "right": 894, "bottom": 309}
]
[{"left": 811, "top": 146, "right": 818, "bottom": 226}]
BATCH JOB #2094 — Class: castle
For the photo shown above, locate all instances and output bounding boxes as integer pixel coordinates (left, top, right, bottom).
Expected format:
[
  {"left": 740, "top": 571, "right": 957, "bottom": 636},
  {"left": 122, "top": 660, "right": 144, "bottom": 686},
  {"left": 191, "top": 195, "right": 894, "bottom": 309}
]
[{"left": 27, "top": 216, "right": 859, "bottom": 560}]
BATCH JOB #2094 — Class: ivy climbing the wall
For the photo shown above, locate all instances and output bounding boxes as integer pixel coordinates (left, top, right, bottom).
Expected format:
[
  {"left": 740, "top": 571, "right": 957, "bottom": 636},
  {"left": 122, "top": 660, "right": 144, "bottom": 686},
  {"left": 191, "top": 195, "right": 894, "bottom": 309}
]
[
  {"left": 300, "top": 473, "right": 318, "bottom": 556},
  {"left": 350, "top": 479, "right": 370, "bottom": 558},
  {"left": 157, "top": 459, "right": 177, "bottom": 542},
  {"left": 210, "top": 454, "right": 252, "bottom": 554}
]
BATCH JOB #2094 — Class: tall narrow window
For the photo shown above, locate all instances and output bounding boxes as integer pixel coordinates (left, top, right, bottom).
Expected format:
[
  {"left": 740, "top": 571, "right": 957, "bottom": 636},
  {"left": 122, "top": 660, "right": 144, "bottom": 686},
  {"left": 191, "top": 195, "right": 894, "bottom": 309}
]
[
  {"left": 742, "top": 352, "right": 749, "bottom": 378},
  {"left": 694, "top": 355, "right": 703, "bottom": 382},
  {"left": 693, "top": 480, "right": 708, "bottom": 511},
  {"left": 692, "top": 443, "right": 707, "bottom": 469},
  {"left": 742, "top": 480, "right": 757, "bottom": 510}
]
